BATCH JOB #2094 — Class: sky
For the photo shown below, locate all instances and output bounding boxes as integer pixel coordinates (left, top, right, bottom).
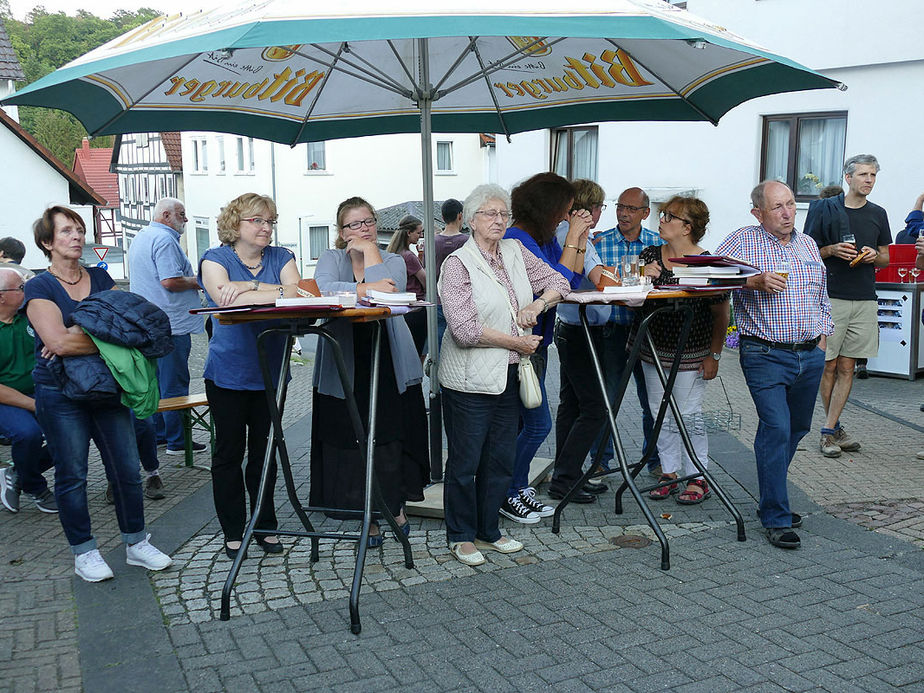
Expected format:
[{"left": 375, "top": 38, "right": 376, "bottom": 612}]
[{"left": 6, "top": 0, "right": 197, "bottom": 20}]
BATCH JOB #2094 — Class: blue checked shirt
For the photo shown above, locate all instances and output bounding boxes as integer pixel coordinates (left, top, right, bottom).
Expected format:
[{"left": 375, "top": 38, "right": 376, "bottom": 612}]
[
  {"left": 716, "top": 225, "right": 833, "bottom": 343},
  {"left": 592, "top": 225, "right": 664, "bottom": 324}
]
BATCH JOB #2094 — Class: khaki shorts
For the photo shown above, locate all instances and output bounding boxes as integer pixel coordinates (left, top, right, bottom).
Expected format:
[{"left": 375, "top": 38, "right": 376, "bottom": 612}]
[{"left": 825, "top": 298, "right": 879, "bottom": 360}]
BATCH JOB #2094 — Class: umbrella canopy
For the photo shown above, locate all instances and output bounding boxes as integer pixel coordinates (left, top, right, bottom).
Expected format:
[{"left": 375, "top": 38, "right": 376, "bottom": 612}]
[{"left": 3, "top": 0, "right": 838, "bottom": 143}]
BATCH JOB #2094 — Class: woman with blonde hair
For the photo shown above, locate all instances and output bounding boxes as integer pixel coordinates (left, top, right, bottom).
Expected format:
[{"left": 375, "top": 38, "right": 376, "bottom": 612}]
[{"left": 199, "top": 193, "right": 300, "bottom": 559}]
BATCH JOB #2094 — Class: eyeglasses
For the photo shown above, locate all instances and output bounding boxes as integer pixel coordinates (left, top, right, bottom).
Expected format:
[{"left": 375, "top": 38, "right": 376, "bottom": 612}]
[
  {"left": 341, "top": 217, "right": 377, "bottom": 231},
  {"left": 594, "top": 203, "right": 608, "bottom": 211},
  {"left": 243, "top": 217, "right": 278, "bottom": 228},
  {"left": 660, "top": 210, "right": 691, "bottom": 225},
  {"left": 0, "top": 284, "right": 24, "bottom": 292},
  {"left": 616, "top": 203, "right": 647, "bottom": 213},
  {"left": 474, "top": 209, "right": 511, "bottom": 221}
]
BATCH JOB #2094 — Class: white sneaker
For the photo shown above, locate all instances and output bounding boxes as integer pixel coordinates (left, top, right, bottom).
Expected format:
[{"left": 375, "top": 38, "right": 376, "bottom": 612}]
[
  {"left": 74, "top": 549, "right": 114, "bottom": 582},
  {"left": 126, "top": 534, "right": 173, "bottom": 571}
]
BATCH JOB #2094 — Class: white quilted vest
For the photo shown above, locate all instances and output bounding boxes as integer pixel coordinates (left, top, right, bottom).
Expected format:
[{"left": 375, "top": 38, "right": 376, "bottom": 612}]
[{"left": 438, "top": 237, "right": 534, "bottom": 395}]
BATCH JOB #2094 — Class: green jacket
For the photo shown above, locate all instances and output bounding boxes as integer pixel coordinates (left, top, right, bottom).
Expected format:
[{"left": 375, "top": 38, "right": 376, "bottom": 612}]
[{"left": 88, "top": 335, "right": 159, "bottom": 418}]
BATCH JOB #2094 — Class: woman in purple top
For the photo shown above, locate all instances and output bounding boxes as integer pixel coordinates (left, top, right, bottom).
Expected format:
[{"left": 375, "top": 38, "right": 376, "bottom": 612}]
[
  {"left": 199, "top": 193, "right": 301, "bottom": 560},
  {"left": 386, "top": 214, "right": 427, "bottom": 357},
  {"left": 501, "top": 172, "right": 593, "bottom": 523}
]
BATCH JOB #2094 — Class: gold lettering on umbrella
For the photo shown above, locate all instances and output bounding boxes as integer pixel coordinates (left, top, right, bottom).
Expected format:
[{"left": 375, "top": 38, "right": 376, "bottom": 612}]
[
  {"left": 162, "top": 69, "right": 325, "bottom": 106},
  {"left": 493, "top": 48, "right": 652, "bottom": 100}
]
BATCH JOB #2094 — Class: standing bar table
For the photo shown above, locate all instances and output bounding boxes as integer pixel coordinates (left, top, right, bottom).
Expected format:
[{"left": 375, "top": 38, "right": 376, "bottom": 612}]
[
  {"left": 552, "top": 289, "right": 746, "bottom": 569},
  {"left": 205, "top": 304, "right": 415, "bottom": 633}
]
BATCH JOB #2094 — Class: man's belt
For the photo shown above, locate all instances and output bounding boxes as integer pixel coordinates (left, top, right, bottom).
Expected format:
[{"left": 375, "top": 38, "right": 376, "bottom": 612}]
[{"left": 740, "top": 335, "right": 820, "bottom": 351}]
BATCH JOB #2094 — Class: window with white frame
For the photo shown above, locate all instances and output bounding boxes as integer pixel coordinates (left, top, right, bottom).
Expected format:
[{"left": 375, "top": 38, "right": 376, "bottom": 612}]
[
  {"left": 194, "top": 217, "right": 210, "bottom": 261},
  {"left": 191, "top": 137, "right": 208, "bottom": 173},
  {"left": 307, "top": 142, "right": 326, "bottom": 171},
  {"left": 136, "top": 133, "right": 149, "bottom": 148},
  {"left": 551, "top": 126, "right": 598, "bottom": 180},
  {"left": 760, "top": 112, "right": 847, "bottom": 200},
  {"left": 234, "top": 137, "right": 254, "bottom": 174},
  {"left": 436, "top": 141, "right": 454, "bottom": 172},
  {"left": 308, "top": 225, "right": 329, "bottom": 261},
  {"left": 216, "top": 136, "right": 226, "bottom": 174}
]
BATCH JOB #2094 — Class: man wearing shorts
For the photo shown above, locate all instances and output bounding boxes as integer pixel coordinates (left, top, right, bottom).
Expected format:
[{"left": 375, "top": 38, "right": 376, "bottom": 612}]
[{"left": 805, "top": 154, "right": 891, "bottom": 457}]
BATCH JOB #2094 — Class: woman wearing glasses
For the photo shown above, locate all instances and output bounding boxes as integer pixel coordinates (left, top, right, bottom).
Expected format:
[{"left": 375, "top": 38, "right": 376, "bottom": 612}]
[
  {"left": 439, "top": 184, "right": 569, "bottom": 565},
  {"left": 310, "top": 196, "right": 429, "bottom": 546},
  {"left": 633, "top": 196, "right": 729, "bottom": 505},
  {"left": 501, "top": 172, "right": 593, "bottom": 523},
  {"left": 199, "top": 193, "right": 300, "bottom": 559}
]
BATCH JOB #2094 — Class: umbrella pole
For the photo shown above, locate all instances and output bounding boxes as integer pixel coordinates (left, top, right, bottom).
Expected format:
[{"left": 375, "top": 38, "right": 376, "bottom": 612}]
[{"left": 419, "top": 38, "right": 443, "bottom": 483}]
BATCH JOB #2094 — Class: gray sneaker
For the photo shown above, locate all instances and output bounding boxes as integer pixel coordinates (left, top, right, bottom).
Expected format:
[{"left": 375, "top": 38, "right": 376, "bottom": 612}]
[
  {"left": 0, "top": 466, "right": 20, "bottom": 513},
  {"left": 832, "top": 427, "right": 861, "bottom": 452},
  {"left": 820, "top": 434, "right": 841, "bottom": 458},
  {"left": 32, "top": 489, "right": 58, "bottom": 514},
  {"left": 144, "top": 475, "right": 166, "bottom": 500}
]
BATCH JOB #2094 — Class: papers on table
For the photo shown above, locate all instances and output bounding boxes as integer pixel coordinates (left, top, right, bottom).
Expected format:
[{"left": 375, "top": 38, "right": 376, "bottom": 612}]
[
  {"left": 275, "top": 294, "right": 357, "bottom": 308},
  {"left": 365, "top": 290, "right": 418, "bottom": 305},
  {"left": 667, "top": 255, "right": 760, "bottom": 289}
]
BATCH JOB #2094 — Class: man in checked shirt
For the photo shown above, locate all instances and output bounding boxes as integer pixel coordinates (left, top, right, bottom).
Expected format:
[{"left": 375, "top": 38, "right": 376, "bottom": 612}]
[{"left": 716, "top": 181, "right": 834, "bottom": 550}]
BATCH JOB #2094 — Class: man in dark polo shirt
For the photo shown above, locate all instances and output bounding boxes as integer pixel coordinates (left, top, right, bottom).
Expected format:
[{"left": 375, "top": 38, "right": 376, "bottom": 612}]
[
  {"left": 0, "top": 267, "right": 56, "bottom": 514},
  {"left": 805, "top": 154, "right": 891, "bottom": 458}
]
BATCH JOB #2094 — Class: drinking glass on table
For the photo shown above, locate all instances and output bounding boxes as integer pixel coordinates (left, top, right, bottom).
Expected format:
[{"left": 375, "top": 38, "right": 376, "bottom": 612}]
[
  {"left": 911, "top": 267, "right": 921, "bottom": 283},
  {"left": 622, "top": 255, "right": 639, "bottom": 286},
  {"left": 897, "top": 267, "right": 908, "bottom": 283}
]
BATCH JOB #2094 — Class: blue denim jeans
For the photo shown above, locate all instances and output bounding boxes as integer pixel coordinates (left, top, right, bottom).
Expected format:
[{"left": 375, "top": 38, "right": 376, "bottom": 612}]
[
  {"left": 34, "top": 384, "right": 146, "bottom": 554},
  {"left": 591, "top": 322, "right": 660, "bottom": 471},
  {"left": 132, "top": 414, "right": 160, "bottom": 473},
  {"left": 0, "top": 402, "right": 53, "bottom": 496},
  {"left": 507, "top": 346, "right": 550, "bottom": 497},
  {"left": 739, "top": 340, "right": 825, "bottom": 529},
  {"left": 443, "top": 366, "right": 518, "bottom": 544},
  {"left": 155, "top": 333, "right": 192, "bottom": 448}
]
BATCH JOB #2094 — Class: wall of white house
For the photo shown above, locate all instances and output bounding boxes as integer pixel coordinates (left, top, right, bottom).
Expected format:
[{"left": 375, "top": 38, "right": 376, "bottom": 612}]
[
  {"left": 181, "top": 132, "right": 488, "bottom": 276},
  {"left": 496, "top": 1, "right": 923, "bottom": 252},
  {"left": 0, "top": 126, "right": 82, "bottom": 270}
]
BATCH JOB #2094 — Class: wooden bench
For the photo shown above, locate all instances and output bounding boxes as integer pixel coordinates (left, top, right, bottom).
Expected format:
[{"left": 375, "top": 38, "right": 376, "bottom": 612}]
[{"left": 157, "top": 393, "right": 214, "bottom": 469}]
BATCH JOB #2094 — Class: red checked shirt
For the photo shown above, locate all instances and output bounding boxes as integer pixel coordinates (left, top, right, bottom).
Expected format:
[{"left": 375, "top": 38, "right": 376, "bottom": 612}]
[{"left": 716, "top": 225, "right": 833, "bottom": 343}]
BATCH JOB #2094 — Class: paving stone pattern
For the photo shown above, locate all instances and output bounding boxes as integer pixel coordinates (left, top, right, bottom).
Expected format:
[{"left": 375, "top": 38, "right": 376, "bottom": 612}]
[{"left": 1, "top": 335, "right": 923, "bottom": 692}]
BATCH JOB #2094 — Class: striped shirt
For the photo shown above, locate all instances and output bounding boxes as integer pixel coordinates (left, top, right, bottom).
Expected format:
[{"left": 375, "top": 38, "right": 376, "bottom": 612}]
[
  {"left": 716, "top": 225, "right": 833, "bottom": 343},
  {"left": 592, "top": 225, "right": 664, "bottom": 324}
]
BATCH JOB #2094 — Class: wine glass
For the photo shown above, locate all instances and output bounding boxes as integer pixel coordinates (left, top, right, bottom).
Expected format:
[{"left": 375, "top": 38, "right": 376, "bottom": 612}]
[
  {"left": 911, "top": 267, "right": 921, "bottom": 283},
  {"left": 897, "top": 267, "right": 908, "bottom": 283}
]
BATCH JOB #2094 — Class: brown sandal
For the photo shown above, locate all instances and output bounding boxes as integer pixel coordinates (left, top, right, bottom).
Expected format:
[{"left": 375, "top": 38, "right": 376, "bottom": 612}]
[
  {"left": 649, "top": 474, "right": 678, "bottom": 500},
  {"left": 677, "top": 478, "right": 711, "bottom": 505}
]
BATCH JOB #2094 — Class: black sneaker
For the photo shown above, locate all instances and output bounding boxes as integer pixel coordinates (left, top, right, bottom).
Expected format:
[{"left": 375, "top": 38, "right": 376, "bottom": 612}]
[
  {"left": 144, "top": 475, "right": 166, "bottom": 500},
  {"left": 518, "top": 487, "right": 554, "bottom": 518},
  {"left": 1, "top": 466, "right": 20, "bottom": 513},
  {"left": 166, "top": 441, "right": 207, "bottom": 456},
  {"left": 498, "top": 496, "right": 541, "bottom": 524},
  {"left": 32, "top": 489, "right": 58, "bottom": 514}
]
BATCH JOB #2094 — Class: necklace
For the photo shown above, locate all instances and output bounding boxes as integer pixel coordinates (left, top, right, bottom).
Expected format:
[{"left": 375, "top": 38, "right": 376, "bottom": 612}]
[
  {"left": 232, "top": 244, "right": 264, "bottom": 270},
  {"left": 47, "top": 266, "right": 84, "bottom": 285}
]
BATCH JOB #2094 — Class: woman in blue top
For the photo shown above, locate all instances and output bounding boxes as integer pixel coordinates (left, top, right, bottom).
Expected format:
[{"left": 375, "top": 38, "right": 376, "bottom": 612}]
[
  {"left": 199, "top": 193, "right": 300, "bottom": 559},
  {"left": 310, "top": 196, "right": 429, "bottom": 547},
  {"left": 501, "top": 173, "right": 593, "bottom": 522},
  {"left": 24, "top": 205, "right": 172, "bottom": 583}
]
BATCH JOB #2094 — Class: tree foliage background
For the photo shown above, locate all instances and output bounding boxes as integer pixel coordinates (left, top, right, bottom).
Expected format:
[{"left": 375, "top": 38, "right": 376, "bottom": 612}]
[{"left": 1, "top": 3, "right": 160, "bottom": 164}]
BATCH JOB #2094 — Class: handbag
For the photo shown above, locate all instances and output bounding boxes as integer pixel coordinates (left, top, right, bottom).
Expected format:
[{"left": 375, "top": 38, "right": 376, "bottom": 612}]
[
  {"left": 518, "top": 355, "right": 542, "bottom": 409},
  {"left": 466, "top": 242, "right": 544, "bottom": 409}
]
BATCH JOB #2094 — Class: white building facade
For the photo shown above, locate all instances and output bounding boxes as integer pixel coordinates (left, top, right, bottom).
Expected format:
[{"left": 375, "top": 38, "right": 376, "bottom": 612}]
[
  {"left": 496, "top": 0, "right": 922, "bottom": 250},
  {"left": 181, "top": 132, "right": 490, "bottom": 275}
]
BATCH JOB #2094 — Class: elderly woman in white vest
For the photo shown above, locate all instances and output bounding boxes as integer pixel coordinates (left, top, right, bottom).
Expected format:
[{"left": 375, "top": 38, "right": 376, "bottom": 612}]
[{"left": 438, "top": 183, "right": 570, "bottom": 566}]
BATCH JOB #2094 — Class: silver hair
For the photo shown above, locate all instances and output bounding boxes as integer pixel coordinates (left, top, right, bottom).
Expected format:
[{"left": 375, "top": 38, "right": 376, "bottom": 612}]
[
  {"left": 843, "top": 154, "right": 880, "bottom": 176},
  {"left": 462, "top": 184, "right": 511, "bottom": 227},
  {"left": 750, "top": 179, "right": 792, "bottom": 209},
  {"left": 153, "top": 197, "right": 184, "bottom": 220}
]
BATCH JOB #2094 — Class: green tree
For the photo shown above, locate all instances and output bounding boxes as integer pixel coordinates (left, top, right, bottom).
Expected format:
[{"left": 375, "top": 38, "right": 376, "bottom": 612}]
[{"left": 5, "top": 6, "right": 160, "bottom": 162}]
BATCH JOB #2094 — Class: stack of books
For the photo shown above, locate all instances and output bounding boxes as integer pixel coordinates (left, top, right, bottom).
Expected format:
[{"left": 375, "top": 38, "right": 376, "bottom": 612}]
[
  {"left": 275, "top": 294, "right": 357, "bottom": 308},
  {"left": 667, "top": 255, "right": 760, "bottom": 290}
]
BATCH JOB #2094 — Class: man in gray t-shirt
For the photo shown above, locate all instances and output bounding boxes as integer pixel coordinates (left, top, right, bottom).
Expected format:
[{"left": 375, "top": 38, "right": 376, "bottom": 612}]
[{"left": 128, "top": 198, "right": 204, "bottom": 461}]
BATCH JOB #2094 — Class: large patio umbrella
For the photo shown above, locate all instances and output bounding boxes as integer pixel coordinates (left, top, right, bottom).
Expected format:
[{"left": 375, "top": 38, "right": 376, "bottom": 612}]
[{"left": 3, "top": 0, "right": 839, "bottom": 476}]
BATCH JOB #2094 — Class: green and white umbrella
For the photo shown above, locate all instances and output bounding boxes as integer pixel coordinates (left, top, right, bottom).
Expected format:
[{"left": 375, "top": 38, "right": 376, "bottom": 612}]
[{"left": 4, "top": 0, "right": 838, "bottom": 473}]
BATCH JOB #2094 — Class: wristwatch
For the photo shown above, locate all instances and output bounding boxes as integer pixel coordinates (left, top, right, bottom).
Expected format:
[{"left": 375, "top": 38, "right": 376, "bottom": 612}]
[{"left": 711, "top": 352, "right": 722, "bottom": 361}]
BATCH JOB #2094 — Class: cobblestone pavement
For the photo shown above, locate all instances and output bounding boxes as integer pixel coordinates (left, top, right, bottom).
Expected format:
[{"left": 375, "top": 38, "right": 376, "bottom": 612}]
[{"left": 1, "top": 334, "right": 923, "bottom": 692}]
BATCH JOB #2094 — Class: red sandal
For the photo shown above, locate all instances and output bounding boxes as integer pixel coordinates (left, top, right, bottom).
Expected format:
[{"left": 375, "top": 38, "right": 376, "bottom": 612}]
[
  {"left": 677, "top": 478, "right": 711, "bottom": 505},
  {"left": 649, "top": 474, "right": 678, "bottom": 500}
]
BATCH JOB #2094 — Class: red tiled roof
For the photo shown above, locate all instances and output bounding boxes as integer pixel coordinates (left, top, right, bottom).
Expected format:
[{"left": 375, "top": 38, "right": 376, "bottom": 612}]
[
  {"left": 0, "top": 109, "right": 103, "bottom": 205},
  {"left": 73, "top": 138, "right": 118, "bottom": 208},
  {"left": 160, "top": 132, "right": 183, "bottom": 171}
]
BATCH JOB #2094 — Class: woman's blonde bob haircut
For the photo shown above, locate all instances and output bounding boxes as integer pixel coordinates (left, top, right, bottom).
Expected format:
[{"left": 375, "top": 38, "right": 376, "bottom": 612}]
[{"left": 216, "top": 193, "right": 277, "bottom": 245}]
